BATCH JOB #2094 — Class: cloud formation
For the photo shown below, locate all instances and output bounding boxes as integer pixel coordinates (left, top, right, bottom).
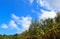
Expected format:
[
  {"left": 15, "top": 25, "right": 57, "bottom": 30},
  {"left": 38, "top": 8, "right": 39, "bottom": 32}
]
[
  {"left": 44, "top": 0, "right": 60, "bottom": 11},
  {"left": 11, "top": 14, "right": 32, "bottom": 31},
  {"left": 36, "top": 0, "right": 60, "bottom": 11},
  {"left": 1, "top": 20, "right": 20, "bottom": 30},
  {"left": 28, "top": 0, "right": 57, "bottom": 20},
  {"left": 29, "top": 0, "right": 60, "bottom": 11},
  {"left": 39, "top": 10, "right": 56, "bottom": 19},
  {"left": 1, "top": 14, "right": 32, "bottom": 33},
  {"left": 36, "top": 0, "right": 50, "bottom": 10},
  {"left": 9, "top": 20, "right": 20, "bottom": 30},
  {"left": 20, "top": 16, "right": 32, "bottom": 30},
  {"left": 11, "top": 14, "right": 20, "bottom": 24},
  {"left": 1, "top": 24, "right": 8, "bottom": 29}
]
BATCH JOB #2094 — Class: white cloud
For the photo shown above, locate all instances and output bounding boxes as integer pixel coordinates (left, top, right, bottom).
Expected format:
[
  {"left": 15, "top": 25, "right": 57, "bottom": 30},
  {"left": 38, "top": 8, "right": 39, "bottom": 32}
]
[
  {"left": 0, "top": 14, "right": 32, "bottom": 34},
  {"left": 9, "top": 20, "right": 20, "bottom": 30},
  {"left": 1, "top": 24, "right": 8, "bottom": 29},
  {"left": 20, "top": 16, "right": 32, "bottom": 30},
  {"left": 1, "top": 20, "right": 20, "bottom": 30},
  {"left": 44, "top": 0, "right": 60, "bottom": 11},
  {"left": 37, "top": 0, "right": 44, "bottom": 6},
  {"left": 11, "top": 14, "right": 32, "bottom": 31},
  {"left": 36, "top": 0, "right": 51, "bottom": 10},
  {"left": 39, "top": 10, "right": 57, "bottom": 19},
  {"left": 36, "top": 0, "right": 60, "bottom": 11},
  {"left": 11, "top": 14, "right": 20, "bottom": 24}
]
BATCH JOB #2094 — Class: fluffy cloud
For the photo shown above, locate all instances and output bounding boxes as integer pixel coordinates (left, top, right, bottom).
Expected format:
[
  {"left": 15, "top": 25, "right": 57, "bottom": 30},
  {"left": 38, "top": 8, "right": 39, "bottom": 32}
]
[
  {"left": 1, "top": 14, "right": 32, "bottom": 32},
  {"left": 0, "top": 20, "right": 20, "bottom": 30},
  {"left": 44, "top": 0, "right": 60, "bottom": 11},
  {"left": 1, "top": 24, "right": 8, "bottom": 29},
  {"left": 27, "top": 0, "right": 58, "bottom": 20},
  {"left": 30, "top": 0, "right": 58, "bottom": 20},
  {"left": 36, "top": 0, "right": 60, "bottom": 11},
  {"left": 20, "top": 16, "right": 32, "bottom": 30},
  {"left": 36, "top": 0, "right": 51, "bottom": 10},
  {"left": 11, "top": 14, "right": 32, "bottom": 31},
  {"left": 11, "top": 14, "right": 20, "bottom": 24},
  {"left": 39, "top": 10, "right": 57, "bottom": 19},
  {"left": 29, "top": 0, "right": 60, "bottom": 11},
  {"left": 9, "top": 20, "right": 20, "bottom": 30}
]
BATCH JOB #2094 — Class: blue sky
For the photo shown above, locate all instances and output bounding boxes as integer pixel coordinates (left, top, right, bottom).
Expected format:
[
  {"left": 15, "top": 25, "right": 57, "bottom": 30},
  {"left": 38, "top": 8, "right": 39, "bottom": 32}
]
[{"left": 0, "top": 0, "right": 59, "bottom": 35}]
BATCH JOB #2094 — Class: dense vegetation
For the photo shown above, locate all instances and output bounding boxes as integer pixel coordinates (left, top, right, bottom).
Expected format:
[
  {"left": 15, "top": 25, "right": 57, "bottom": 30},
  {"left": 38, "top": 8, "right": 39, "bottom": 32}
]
[{"left": 0, "top": 12, "right": 60, "bottom": 39}]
